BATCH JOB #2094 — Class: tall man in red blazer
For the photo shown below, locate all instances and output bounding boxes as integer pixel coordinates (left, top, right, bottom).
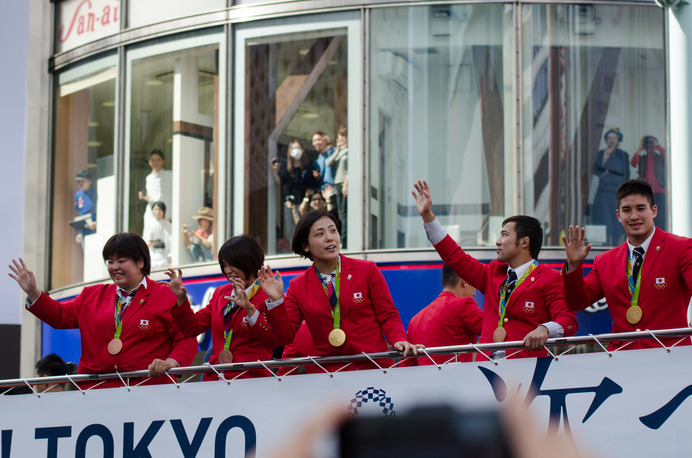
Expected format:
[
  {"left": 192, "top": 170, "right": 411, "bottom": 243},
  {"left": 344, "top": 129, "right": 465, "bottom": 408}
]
[
  {"left": 9, "top": 233, "right": 198, "bottom": 388},
  {"left": 407, "top": 264, "right": 483, "bottom": 365},
  {"left": 412, "top": 180, "right": 577, "bottom": 358},
  {"left": 562, "top": 179, "right": 692, "bottom": 350}
]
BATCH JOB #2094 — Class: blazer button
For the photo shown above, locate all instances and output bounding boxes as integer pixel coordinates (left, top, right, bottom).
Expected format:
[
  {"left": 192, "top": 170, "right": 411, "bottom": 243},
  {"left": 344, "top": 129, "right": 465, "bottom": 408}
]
[
  {"left": 114, "top": 365, "right": 118, "bottom": 370},
  {"left": 503, "top": 318, "right": 509, "bottom": 323}
]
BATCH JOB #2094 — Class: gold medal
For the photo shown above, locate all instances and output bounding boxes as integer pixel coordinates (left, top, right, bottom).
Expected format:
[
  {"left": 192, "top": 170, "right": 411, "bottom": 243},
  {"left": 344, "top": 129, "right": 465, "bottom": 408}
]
[
  {"left": 108, "top": 338, "right": 123, "bottom": 356},
  {"left": 218, "top": 350, "right": 234, "bottom": 364},
  {"left": 492, "top": 327, "right": 507, "bottom": 343},
  {"left": 329, "top": 328, "right": 347, "bottom": 347},
  {"left": 626, "top": 306, "right": 643, "bottom": 325}
]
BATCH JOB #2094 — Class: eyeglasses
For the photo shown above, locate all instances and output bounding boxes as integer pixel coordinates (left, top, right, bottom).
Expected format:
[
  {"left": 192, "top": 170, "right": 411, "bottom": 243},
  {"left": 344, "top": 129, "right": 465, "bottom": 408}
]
[{"left": 310, "top": 198, "right": 324, "bottom": 202}]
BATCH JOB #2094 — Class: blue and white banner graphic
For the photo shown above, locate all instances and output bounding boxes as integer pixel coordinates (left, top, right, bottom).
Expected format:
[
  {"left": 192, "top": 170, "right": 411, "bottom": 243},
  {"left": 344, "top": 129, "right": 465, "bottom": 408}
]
[{"left": 2, "top": 346, "right": 692, "bottom": 457}]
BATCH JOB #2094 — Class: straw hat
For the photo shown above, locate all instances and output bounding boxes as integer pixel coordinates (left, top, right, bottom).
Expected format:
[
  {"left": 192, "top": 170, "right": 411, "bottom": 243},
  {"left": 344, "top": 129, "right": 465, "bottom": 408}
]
[{"left": 192, "top": 207, "right": 214, "bottom": 222}]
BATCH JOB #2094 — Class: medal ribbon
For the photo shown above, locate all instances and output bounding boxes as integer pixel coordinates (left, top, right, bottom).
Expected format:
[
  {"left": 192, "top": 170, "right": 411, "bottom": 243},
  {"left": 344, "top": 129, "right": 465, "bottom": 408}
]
[
  {"left": 497, "top": 260, "right": 538, "bottom": 328},
  {"left": 314, "top": 263, "right": 341, "bottom": 330},
  {"left": 222, "top": 279, "right": 261, "bottom": 351},
  {"left": 113, "top": 287, "right": 138, "bottom": 339},
  {"left": 114, "top": 295, "right": 125, "bottom": 339},
  {"left": 626, "top": 250, "right": 645, "bottom": 308}
]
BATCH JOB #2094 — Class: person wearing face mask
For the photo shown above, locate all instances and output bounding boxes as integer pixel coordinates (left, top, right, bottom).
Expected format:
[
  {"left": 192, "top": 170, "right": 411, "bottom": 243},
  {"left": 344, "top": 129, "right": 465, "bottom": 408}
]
[
  {"left": 412, "top": 180, "right": 577, "bottom": 358},
  {"left": 284, "top": 140, "right": 320, "bottom": 206},
  {"left": 8, "top": 233, "right": 198, "bottom": 388},
  {"left": 592, "top": 128, "right": 630, "bottom": 245},
  {"left": 167, "top": 235, "right": 287, "bottom": 379}
]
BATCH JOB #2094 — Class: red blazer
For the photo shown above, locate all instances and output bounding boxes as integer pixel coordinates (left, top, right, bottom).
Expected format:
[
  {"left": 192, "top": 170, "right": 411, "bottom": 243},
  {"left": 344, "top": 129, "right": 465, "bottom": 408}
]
[
  {"left": 563, "top": 228, "right": 692, "bottom": 349},
  {"left": 172, "top": 283, "right": 280, "bottom": 379},
  {"left": 407, "top": 292, "right": 483, "bottom": 365},
  {"left": 434, "top": 235, "right": 577, "bottom": 358},
  {"left": 270, "top": 255, "right": 408, "bottom": 370},
  {"left": 28, "top": 279, "right": 198, "bottom": 387},
  {"left": 279, "top": 320, "right": 319, "bottom": 375}
]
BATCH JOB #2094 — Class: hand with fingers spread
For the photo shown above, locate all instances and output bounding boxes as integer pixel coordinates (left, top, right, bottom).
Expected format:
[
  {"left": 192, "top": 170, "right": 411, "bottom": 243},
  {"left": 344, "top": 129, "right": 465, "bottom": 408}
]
[
  {"left": 258, "top": 265, "right": 284, "bottom": 301},
  {"left": 164, "top": 268, "right": 187, "bottom": 305},
  {"left": 148, "top": 358, "right": 178, "bottom": 377},
  {"left": 393, "top": 341, "right": 424, "bottom": 357},
  {"left": 8, "top": 258, "right": 41, "bottom": 302},
  {"left": 224, "top": 278, "right": 256, "bottom": 316},
  {"left": 411, "top": 180, "right": 435, "bottom": 223},
  {"left": 562, "top": 225, "right": 592, "bottom": 271}
]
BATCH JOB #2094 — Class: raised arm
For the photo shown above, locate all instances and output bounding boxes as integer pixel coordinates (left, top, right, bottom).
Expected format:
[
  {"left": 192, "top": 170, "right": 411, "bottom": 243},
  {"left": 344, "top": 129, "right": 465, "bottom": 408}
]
[
  {"left": 412, "top": 180, "right": 435, "bottom": 223},
  {"left": 561, "top": 225, "right": 592, "bottom": 271},
  {"left": 8, "top": 258, "right": 41, "bottom": 303}
]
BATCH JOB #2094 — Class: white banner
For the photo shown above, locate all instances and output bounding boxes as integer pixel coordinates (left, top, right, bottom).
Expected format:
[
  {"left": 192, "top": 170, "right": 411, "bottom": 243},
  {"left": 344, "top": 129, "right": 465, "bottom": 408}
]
[{"left": 2, "top": 346, "right": 692, "bottom": 457}]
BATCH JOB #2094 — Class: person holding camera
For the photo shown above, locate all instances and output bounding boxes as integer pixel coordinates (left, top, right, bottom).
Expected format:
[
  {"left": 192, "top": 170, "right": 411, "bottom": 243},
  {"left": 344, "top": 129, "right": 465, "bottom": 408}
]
[{"left": 631, "top": 135, "right": 667, "bottom": 231}]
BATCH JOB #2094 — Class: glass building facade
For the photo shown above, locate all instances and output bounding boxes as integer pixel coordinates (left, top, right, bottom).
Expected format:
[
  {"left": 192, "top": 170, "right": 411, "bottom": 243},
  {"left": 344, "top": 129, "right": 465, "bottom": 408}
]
[{"left": 49, "top": 0, "right": 669, "bottom": 289}]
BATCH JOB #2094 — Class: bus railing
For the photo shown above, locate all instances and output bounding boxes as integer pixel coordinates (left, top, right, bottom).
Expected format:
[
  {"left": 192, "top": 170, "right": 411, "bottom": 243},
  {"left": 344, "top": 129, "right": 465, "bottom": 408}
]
[{"left": 2, "top": 327, "right": 690, "bottom": 394}]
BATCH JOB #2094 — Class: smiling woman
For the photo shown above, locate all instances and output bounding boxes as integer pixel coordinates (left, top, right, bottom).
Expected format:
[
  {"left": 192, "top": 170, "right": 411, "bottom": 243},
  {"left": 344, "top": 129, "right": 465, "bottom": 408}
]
[
  {"left": 167, "top": 234, "right": 287, "bottom": 379},
  {"left": 8, "top": 233, "right": 198, "bottom": 388},
  {"left": 266, "top": 210, "right": 422, "bottom": 370}
]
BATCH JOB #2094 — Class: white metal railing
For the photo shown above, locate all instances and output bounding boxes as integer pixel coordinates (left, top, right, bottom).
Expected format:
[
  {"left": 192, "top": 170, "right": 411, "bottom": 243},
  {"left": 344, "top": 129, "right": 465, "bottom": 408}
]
[{"left": 2, "top": 327, "right": 690, "bottom": 395}]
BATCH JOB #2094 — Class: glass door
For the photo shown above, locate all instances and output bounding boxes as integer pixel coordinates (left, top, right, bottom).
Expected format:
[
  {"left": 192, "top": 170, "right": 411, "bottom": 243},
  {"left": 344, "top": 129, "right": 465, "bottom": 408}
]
[{"left": 234, "top": 12, "right": 362, "bottom": 254}]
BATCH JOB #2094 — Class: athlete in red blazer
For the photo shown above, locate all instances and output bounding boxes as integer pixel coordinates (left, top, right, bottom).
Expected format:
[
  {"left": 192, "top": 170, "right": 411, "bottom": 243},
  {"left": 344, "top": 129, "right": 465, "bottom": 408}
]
[
  {"left": 265, "top": 211, "right": 421, "bottom": 371},
  {"left": 172, "top": 283, "right": 279, "bottom": 379},
  {"left": 29, "top": 280, "right": 197, "bottom": 383},
  {"left": 9, "top": 233, "right": 198, "bottom": 389},
  {"left": 412, "top": 180, "right": 578, "bottom": 358},
  {"left": 167, "top": 235, "right": 285, "bottom": 379},
  {"left": 407, "top": 265, "right": 483, "bottom": 365},
  {"left": 563, "top": 179, "right": 692, "bottom": 350}
]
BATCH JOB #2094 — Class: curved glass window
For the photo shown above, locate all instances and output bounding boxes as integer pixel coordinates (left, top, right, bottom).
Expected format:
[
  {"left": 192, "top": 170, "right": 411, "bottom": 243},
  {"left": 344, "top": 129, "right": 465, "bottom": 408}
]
[
  {"left": 234, "top": 13, "right": 360, "bottom": 254},
  {"left": 125, "top": 33, "right": 225, "bottom": 269},
  {"left": 51, "top": 55, "right": 118, "bottom": 289},
  {"left": 521, "top": 4, "right": 667, "bottom": 247},
  {"left": 369, "top": 5, "right": 513, "bottom": 249}
]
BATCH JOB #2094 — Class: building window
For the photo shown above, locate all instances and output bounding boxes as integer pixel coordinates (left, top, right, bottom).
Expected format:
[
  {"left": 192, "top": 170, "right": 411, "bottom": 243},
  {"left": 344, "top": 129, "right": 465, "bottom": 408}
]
[
  {"left": 520, "top": 4, "right": 667, "bottom": 246},
  {"left": 51, "top": 55, "right": 118, "bottom": 288},
  {"left": 125, "top": 33, "right": 224, "bottom": 269},
  {"left": 369, "top": 5, "right": 512, "bottom": 249}
]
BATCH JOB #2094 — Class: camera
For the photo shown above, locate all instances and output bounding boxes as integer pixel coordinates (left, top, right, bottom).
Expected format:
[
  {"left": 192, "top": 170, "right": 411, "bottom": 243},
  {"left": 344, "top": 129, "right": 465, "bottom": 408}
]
[
  {"left": 271, "top": 158, "right": 279, "bottom": 166},
  {"left": 339, "top": 405, "right": 511, "bottom": 458},
  {"left": 285, "top": 194, "right": 295, "bottom": 203}
]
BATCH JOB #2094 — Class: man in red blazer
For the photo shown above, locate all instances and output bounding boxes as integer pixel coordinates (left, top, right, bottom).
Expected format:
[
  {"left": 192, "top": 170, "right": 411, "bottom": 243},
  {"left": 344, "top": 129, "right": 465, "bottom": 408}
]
[
  {"left": 407, "top": 264, "right": 483, "bottom": 365},
  {"left": 412, "top": 180, "right": 577, "bottom": 358},
  {"left": 9, "top": 233, "right": 198, "bottom": 388},
  {"left": 562, "top": 179, "right": 692, "bottom": 350}
]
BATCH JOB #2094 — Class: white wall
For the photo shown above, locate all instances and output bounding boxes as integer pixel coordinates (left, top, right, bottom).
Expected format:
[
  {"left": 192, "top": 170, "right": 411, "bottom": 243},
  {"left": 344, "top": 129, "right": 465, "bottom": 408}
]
[{"left": 0, "top": 2, "right": 30, "bottom": 325}]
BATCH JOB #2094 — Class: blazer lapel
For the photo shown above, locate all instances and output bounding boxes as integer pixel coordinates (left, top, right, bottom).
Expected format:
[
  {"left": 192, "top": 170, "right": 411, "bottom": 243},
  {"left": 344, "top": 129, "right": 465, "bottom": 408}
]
[
  {"left": 103, "top": 285, "right": 118, "bottom": 335},
  {"left": 639, "top": 228, "right": 665, "bottom": 287},
  {"left": 506, "top": 263, "right": 539, "bottom": 308},
  {"left": 612, "top": 243, "right": 630, "bottom": 298},
  {"left": 121, "top": 278, "right": 151, "bottom": 327},
  {"left": 307, "top": 265, "right": 331, "bottom": 312},
  {"left": 338, "top": 256, "right": 355, "bottom": 314}
]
